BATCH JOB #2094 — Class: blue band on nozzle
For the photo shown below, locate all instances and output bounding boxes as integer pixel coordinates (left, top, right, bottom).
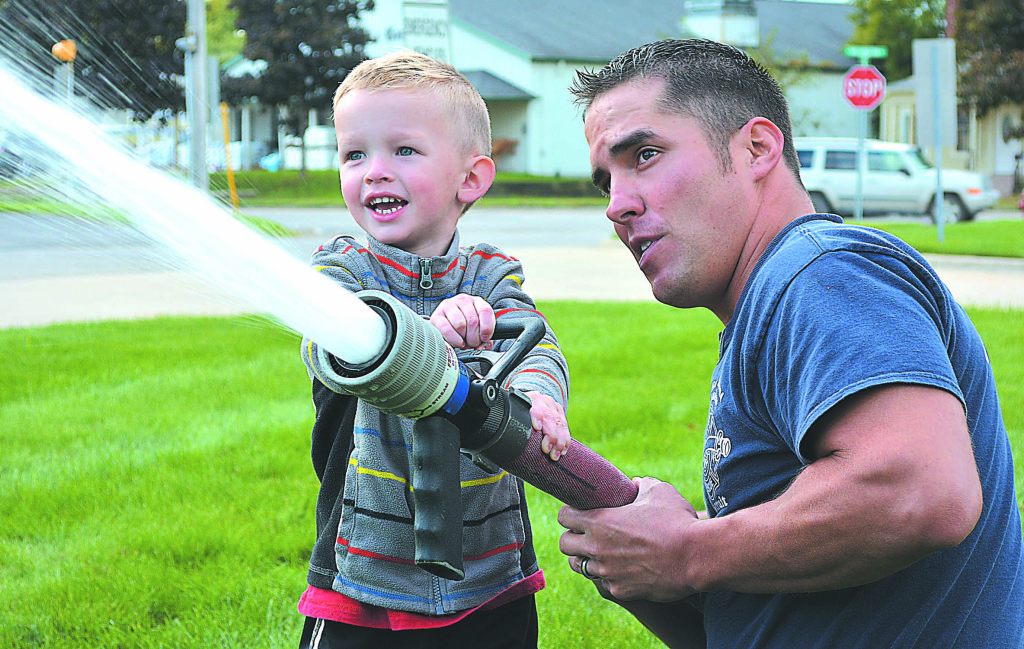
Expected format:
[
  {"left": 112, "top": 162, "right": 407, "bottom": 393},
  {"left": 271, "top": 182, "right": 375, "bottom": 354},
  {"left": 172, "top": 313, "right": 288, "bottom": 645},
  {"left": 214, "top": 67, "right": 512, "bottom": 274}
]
[{"left": 442, "top": 363, "right": 471, "bottom": 416}]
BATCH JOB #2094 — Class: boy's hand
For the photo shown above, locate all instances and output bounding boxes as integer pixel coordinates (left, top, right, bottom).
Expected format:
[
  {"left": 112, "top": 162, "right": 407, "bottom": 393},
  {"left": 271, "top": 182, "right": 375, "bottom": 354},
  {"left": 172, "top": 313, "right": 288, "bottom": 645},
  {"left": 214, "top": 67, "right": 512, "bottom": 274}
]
[
  {"left": 525, "top": 391, "right": 571, "bottom": 461},
  {"left": 430, "top": 295, "right": 495, "bottom": 350}
]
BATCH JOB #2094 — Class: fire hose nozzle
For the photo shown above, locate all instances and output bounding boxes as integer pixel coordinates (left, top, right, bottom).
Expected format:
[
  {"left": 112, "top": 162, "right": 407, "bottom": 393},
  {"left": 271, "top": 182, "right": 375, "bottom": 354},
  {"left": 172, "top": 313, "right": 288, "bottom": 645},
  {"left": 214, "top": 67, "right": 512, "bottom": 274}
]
[{"left": 315, "top": 290, "right": 464, "bottom": 420}]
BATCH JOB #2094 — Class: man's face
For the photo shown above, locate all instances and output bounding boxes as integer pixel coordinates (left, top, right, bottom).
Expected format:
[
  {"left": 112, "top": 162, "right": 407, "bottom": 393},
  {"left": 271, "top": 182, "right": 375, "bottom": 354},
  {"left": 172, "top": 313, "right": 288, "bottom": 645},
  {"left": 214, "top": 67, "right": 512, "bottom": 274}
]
[{"left": 585, "top": 78, "right": 753, "bottom": 317}]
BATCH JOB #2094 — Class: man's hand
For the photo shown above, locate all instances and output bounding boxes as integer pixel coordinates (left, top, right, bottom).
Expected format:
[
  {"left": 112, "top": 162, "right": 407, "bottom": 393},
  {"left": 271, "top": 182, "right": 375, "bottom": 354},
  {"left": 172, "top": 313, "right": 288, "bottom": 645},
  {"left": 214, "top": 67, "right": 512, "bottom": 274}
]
[
  {"left": 430, "top": 295, "right": 495, "bottom": 350},
  {"left": 524, "top": 390, "right": 570, "bottom": 461},
  {"left": 558, "top": 476, "right": 702, "bottom": 601}
]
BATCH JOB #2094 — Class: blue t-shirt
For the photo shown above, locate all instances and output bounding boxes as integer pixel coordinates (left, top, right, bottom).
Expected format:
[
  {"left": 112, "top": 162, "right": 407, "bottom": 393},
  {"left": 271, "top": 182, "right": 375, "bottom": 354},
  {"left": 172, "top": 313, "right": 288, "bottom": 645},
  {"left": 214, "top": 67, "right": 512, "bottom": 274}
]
[{"left": 702, "top": 214, "right": 1024, "bottom": 648}]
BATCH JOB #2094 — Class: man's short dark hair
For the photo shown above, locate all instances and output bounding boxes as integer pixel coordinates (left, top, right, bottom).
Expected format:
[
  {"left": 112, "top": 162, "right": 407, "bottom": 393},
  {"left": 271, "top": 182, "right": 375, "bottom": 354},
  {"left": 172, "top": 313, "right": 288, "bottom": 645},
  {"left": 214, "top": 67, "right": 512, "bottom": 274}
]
[{"left": 571, "top": 38, "right": 802, "bottom": 178}]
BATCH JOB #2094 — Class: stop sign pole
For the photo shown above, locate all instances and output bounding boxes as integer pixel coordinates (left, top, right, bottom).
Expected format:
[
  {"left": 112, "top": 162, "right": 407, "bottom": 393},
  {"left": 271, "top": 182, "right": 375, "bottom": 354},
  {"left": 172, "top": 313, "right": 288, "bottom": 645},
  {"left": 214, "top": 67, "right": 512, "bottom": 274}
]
[{"left": 842, "top": 52, "right": 887, "bottom": 221}]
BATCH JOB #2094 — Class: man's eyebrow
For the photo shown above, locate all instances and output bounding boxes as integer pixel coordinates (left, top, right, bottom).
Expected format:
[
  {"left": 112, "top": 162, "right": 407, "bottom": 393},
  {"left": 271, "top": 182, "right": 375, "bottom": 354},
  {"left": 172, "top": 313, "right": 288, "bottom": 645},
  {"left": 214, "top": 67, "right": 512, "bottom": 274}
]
[
  {"left": 609, "top": 129, "right": 656, "bottom": 157},
  {"left": 590, "top": 128, "right": 655, "bottom": 190}
]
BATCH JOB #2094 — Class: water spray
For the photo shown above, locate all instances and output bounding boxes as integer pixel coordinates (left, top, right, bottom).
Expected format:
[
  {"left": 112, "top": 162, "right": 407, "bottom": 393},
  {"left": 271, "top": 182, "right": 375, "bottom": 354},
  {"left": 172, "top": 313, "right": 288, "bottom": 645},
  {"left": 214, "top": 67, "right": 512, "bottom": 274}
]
[
  {"left": 0, "top": 65, "right": 387, "bottom": 365},
  {"left": 315, "top": 291, "right": 638, "bottom": 581}
]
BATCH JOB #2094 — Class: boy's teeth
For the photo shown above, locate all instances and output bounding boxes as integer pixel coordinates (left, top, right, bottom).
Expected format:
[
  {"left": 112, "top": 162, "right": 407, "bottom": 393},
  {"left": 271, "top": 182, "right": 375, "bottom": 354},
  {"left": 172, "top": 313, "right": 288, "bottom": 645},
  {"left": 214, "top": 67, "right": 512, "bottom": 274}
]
[{"left": 368, "top": 196, "right": 406, "bottom": 214}]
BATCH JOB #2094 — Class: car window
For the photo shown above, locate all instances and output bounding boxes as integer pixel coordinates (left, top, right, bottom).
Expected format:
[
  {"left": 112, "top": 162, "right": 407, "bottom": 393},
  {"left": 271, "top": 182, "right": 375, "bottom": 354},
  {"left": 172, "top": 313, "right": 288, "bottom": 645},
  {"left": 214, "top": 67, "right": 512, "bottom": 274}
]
[
  {"left": 797, "top": 149, "right": 814, "bottom": 168},
  {"left": 868, "top": 151, "right": 905, "bottom": 172},
  {"left": 824, "top": 150, "right": 856, "bottom": 170}
]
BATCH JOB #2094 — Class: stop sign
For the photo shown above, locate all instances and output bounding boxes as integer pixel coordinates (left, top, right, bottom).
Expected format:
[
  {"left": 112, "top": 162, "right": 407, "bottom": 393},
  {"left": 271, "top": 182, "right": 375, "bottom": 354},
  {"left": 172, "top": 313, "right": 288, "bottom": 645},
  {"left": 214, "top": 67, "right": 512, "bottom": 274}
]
[{"left": 843, "top": 65, "right": 886, "bottom": 110}]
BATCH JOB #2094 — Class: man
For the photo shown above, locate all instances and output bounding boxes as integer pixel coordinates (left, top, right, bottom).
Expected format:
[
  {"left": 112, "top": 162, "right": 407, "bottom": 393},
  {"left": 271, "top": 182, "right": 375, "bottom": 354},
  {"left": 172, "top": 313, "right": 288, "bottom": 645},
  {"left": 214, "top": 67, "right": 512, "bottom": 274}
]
[{"left": 557, "top": 38, "right": 1024, "bottom": 648}]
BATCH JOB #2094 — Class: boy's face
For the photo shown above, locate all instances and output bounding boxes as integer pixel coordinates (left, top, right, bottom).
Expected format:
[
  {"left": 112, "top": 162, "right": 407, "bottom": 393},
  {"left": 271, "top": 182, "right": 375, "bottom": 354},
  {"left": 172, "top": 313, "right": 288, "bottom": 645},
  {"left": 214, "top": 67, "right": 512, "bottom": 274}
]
[{"left": 334, "top": 88, "right": 475, "bottom": 258}]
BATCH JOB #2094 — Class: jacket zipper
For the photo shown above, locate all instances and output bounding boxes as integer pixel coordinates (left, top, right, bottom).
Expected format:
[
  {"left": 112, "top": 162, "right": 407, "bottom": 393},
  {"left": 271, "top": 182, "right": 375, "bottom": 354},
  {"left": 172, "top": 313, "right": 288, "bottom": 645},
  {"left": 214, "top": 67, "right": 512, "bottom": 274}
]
[
  {"left": 419, "top": 258, "right": 434, "bottom": 290},
  {"left": 431, "top": 575, "right": 443, "bottom": 614},
  {"left": 418, "top": 258, "right": 433, "bottom": 313}
]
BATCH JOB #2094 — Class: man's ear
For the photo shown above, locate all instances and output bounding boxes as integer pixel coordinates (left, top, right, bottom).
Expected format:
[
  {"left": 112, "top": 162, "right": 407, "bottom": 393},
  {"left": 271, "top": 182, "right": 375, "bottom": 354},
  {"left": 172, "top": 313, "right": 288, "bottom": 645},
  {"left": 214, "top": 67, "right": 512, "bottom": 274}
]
[
  {"left": 742, "top": 117, "right": 785, "bottom": 182},
  {"left": 458, "top": 155, "right": 497, "bottom": 205}
]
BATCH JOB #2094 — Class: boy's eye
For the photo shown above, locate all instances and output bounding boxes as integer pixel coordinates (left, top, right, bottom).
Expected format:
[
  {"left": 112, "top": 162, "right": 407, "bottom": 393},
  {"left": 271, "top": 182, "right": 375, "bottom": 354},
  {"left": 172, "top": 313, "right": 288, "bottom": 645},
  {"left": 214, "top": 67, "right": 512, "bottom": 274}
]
[
  {"left": 345, "top": 151, "right": 365, "bottom": 161},
  {"left": 397, "top": 146, "right": 416, "bottom": 156}
]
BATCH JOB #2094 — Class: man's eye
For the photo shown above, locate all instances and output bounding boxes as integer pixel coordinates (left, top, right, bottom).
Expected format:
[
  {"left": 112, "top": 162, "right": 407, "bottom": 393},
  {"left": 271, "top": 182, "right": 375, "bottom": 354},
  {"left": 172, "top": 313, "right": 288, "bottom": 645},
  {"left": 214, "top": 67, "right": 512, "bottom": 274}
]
[
  {"left": 638, "top": 148, "right": 658, "bottom": 163},
  {"left": 345, "top": 151, "right": 365, "bottom": 161},
  {"left": 397, "top": 146, "right": 416, "bottom": 156}
]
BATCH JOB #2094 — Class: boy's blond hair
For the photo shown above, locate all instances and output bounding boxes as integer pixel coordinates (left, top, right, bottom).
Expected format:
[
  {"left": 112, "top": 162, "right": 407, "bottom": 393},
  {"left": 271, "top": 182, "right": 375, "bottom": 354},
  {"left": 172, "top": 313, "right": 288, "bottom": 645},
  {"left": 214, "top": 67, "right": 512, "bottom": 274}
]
[{"left": 334, "top": 49, "right": 491, "bottom": 157}]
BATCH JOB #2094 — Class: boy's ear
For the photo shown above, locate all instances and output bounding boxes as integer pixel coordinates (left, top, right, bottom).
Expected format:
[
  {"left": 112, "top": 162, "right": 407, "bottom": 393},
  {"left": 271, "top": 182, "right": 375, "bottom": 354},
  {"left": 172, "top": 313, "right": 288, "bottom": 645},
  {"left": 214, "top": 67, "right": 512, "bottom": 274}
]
[{"left": 457, "top": 155, "right": 496, "bottom": 205}]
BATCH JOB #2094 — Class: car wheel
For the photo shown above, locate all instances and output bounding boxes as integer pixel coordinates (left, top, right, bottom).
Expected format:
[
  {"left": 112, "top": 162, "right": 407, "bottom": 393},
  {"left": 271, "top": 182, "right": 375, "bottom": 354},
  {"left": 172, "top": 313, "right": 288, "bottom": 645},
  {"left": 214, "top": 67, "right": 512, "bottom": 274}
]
[
  {"left": 928, "top": 193, "right": 971, "bottom": 224},
  {"left": 808, "top": 191, "right": 832, "bottom": 214}
]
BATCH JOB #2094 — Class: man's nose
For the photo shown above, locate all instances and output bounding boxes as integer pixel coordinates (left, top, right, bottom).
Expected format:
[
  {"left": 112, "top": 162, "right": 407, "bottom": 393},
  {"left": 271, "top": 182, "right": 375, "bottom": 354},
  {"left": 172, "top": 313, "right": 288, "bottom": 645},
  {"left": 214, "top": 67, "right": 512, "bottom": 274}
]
[{"left": 605, "top": 184, "right": 643, "bottom": 224}]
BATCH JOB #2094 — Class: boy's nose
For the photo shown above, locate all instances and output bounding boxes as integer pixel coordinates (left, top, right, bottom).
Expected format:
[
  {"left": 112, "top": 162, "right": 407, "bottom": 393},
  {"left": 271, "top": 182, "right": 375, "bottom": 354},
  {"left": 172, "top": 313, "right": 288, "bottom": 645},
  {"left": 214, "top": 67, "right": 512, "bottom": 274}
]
[{"left": 364, "top": 159, "right": 393, "bottom": 184}]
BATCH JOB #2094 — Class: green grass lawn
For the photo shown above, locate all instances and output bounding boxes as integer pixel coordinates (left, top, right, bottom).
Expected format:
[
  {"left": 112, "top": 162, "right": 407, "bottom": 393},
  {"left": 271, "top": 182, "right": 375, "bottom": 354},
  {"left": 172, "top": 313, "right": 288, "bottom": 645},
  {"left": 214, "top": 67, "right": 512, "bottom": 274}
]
[
  {"left": 860, "top": 219, "right": 1024, "bottom": 258},
  {"left": 1, "top": 303, "right": 1022, "bottom": 647},
  {"left": 205, "top": 169, "right": 606, "bottom": 209}
]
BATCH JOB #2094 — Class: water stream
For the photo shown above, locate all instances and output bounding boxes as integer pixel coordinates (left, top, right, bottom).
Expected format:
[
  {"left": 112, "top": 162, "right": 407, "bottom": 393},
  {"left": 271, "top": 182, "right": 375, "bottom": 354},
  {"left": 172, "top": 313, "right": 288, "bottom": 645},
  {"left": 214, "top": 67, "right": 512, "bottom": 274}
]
[{"left": 0, "top": 64, "right": 386, "bottom": 364}]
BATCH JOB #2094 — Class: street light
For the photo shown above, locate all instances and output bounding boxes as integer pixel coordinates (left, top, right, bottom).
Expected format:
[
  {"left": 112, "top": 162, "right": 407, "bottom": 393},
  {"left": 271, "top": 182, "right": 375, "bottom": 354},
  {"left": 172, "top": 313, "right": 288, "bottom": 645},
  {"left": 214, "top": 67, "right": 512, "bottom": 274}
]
[{"left": 50, "top": 39, "right": 76, "bottom": 104}]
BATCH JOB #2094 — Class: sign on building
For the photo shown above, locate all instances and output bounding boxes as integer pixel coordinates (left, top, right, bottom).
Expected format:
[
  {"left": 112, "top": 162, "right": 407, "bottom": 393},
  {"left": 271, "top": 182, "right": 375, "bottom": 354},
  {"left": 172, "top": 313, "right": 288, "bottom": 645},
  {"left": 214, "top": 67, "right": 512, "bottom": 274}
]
[
  {"left": 402, "top": 2, "right": 452, "bottom": 63},
  {"left": 362, "top": 0, "right": 452, "bottom": 63}
]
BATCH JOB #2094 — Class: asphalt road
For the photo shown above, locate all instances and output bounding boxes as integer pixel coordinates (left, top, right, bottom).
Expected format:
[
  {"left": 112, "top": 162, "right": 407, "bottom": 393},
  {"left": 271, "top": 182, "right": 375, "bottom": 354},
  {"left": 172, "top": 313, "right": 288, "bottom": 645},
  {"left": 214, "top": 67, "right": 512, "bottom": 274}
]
[{"left": 1, "top": 205, "right": 1022, "bottom": 329}]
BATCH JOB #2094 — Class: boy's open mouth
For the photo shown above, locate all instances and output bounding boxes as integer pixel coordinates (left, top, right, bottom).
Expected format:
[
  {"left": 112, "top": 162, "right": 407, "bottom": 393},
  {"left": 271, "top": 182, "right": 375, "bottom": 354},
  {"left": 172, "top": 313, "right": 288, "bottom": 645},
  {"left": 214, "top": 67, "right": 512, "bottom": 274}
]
[{"left": 368, "top": 196, "right": 408, "bottom": 215}]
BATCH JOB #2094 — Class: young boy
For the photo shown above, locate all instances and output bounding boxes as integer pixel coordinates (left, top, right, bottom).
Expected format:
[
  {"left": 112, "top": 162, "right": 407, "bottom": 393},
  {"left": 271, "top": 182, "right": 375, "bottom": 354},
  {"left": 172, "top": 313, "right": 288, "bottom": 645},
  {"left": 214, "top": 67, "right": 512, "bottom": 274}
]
[{"left": 297, "top": 50, "right": 571, "bottom": 648}]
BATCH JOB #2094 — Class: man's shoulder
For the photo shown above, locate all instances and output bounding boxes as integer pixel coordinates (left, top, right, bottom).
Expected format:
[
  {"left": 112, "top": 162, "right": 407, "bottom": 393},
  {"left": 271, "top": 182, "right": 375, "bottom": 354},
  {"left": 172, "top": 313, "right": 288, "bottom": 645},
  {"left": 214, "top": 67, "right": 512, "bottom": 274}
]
[
  {"left": 757, "top": 216, "right": 924, "bottom": 286},
  {"left": 737, "top": 216, "right": 929, "bottom": 328},
  {"left": 772, "top": 216, "right": 919, "bottom": 264}
]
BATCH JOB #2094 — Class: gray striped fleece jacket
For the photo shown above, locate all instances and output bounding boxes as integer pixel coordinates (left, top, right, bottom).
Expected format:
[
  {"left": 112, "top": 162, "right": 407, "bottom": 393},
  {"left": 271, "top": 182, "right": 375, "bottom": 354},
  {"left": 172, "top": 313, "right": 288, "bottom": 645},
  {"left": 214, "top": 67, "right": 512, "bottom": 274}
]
[{"left": 300, "top": 231, "right": 569, "bottom": 615}]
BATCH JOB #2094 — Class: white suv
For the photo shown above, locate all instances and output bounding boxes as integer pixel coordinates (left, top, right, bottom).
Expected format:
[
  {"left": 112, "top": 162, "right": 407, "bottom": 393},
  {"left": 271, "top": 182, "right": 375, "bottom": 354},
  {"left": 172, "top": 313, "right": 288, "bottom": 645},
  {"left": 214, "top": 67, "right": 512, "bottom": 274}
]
[{"left": 794, "top": 137, "right": 1000, "bottom": 222}]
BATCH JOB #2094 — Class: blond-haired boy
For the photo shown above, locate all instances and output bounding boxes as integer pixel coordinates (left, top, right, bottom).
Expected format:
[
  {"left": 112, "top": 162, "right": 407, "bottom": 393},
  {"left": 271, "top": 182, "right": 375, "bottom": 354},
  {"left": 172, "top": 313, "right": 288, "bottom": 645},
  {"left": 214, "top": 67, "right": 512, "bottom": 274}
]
[{"left": 298, "top": 50, "right": 570, "bottom": 648}]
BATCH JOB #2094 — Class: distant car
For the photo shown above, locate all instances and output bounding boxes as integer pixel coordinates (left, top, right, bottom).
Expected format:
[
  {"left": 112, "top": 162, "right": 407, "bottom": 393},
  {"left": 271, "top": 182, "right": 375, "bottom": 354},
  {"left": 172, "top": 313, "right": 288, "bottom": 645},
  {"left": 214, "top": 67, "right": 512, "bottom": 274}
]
[{"left": 795, "top": 137, "right": 1000, "bottom": 223}]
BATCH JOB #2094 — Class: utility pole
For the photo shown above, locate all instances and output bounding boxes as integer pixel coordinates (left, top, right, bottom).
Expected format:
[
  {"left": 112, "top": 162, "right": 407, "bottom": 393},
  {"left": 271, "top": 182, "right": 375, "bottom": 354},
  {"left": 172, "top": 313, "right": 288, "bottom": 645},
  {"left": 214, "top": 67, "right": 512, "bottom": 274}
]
[{"left": 176, "top": 0, "right": 209, "bottom": 192}]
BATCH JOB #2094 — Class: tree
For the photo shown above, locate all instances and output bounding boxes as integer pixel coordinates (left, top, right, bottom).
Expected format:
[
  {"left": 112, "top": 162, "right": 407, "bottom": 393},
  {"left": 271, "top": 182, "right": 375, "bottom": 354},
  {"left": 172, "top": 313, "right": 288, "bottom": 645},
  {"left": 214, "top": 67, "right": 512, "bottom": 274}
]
[
  {"left": 955, "top": 0, "right": 1024, "bottom": 118},
  {"left": 207, "top": 0, "right": 247, "bottom": 64},
  {"left": 224, "top": 0, "right": 373, "bottom": 153},
  {"left": 746, "top": 30, "right": 826, "bottom": 136},
  {"left": 847, "top": 0, "right": 945, "bottom": 82},
  {"left": 0, "top": 0, "right": 186, "bottom": 120}
]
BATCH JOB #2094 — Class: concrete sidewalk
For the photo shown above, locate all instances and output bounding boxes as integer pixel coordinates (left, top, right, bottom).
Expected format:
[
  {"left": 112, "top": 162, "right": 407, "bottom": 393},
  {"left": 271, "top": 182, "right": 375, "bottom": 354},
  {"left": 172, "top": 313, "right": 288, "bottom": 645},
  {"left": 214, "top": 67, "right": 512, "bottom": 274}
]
[
  {"left": 2, "top": 237, "right": 1023, "bottom": 330},
  {"left": 0, "top": 239, "right": 649, "bottom": 330}
]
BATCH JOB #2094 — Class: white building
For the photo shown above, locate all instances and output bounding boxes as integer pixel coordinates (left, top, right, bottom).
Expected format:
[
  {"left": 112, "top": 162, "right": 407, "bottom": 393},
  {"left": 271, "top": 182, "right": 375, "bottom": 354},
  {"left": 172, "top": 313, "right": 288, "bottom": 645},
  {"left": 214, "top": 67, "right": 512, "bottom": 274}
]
[{"left": 230, "top": 0, "right": 867, "bottom": 177}]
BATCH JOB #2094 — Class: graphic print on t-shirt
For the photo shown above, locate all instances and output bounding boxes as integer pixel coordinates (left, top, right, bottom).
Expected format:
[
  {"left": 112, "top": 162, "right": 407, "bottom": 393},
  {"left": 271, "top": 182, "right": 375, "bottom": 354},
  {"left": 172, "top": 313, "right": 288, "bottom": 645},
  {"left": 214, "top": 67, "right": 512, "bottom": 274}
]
[{"left": 703, "top": 380, "right": 731, "bottom": 512}]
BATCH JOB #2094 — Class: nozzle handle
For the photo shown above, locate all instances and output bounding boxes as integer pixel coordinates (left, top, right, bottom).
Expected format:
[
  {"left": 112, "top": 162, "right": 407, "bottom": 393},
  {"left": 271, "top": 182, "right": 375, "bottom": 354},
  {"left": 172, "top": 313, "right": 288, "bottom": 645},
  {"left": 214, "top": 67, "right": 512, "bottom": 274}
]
[
  {"left": 411, "top": 416, "right": 466, "bottom": 581},
  {"left": 485, "top": 318, "right": 546, "bottom": 385}
]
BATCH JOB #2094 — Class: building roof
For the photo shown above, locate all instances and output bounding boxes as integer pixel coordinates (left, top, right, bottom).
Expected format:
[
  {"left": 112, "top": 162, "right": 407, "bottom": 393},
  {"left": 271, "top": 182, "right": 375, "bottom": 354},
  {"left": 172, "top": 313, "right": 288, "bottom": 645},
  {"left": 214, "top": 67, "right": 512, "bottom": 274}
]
[
  {"left": 450, "top": 0, "right": 856, "bottom": 68},
  {"left": 462, "top": 70, "right": 535, "bottom": 101},
  {"left": 756, "top": 1, "right": 857, "bottom": 69}
]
